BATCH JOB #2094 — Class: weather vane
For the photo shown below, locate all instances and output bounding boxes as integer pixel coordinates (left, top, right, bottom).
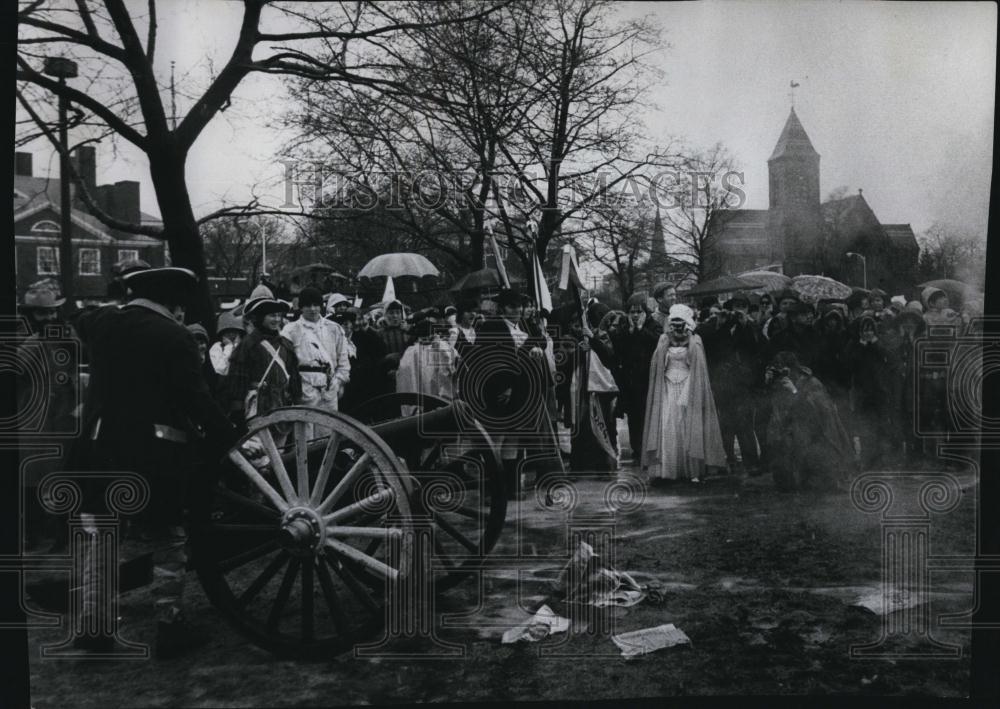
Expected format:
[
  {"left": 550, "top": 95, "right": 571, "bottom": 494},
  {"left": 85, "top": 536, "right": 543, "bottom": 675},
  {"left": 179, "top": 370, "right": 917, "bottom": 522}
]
[{"left": 789, "top": 79, "right": 801, "bottom": 107}]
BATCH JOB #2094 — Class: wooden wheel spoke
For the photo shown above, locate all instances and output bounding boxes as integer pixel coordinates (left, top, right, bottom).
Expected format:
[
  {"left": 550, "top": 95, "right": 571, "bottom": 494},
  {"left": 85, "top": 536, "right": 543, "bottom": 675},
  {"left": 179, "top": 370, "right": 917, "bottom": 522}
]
[
  {"left": 227, "top": 450, "right": 290, "bottom": 513},
  {"left": 266, "top": 558, "right": 301, "bottom": 632},
  {"left": 237, "top": 551, "right": 290, "bottom": 611},
  {"left": 327, "top": 526, "right": 403, "bottom": 539},
  {"left": 301, "top": 557, "right": 314, "bottom": 642},
  {"left": 316, "top": 558, "right": 352, "bottom": 635},
  {"left": 310, "top": 432, "right": 341, "bottom": 506},
  {"left": 325, "top": 538, "right": 398, "bottom": 581},
  {"left": 329, "top": 557, "right": 381, "bottom": 614},
  {"left": 451, "top": 504, "right": 482, "bottom": 520},
  {"left": 432, "top": 512, "right": 478, "bottom": 553},
  {"left": 294, "top": 421, "right": 310, "bottom": 501},
  {"left": 259, "top": 428, "right": 298, "bottom": 504},
  {"left": 214, "top": 486, "right": 281, "bottom": 520},
  {"left": 219, "top": 538, "right": 282, "bottom": 573},
  {"left": 318, "top": 452, "right": 372, "bottom": 515},
  {"left": 323, "top": 487, "right": 394, "bottom": 525},
  {"left": 419, "top": 442, "right": 444, "bottom": 469}
]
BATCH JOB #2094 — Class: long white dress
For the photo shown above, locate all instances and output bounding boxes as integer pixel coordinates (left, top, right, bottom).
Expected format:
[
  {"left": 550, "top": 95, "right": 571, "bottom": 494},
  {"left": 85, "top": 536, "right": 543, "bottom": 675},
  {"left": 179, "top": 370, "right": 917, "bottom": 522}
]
[{"left": 651, "top": 345, "right": 691, "bottom": 480}]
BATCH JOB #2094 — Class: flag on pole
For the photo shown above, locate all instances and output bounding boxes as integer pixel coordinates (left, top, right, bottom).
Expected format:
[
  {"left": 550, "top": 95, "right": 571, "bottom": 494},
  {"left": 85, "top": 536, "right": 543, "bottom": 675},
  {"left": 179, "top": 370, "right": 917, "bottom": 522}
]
[
  {"left": 531, "top": 245, "right": 553, "bottom": 312},
  {"left": 485, "top": 220, "right": 510, "bottom": 288},
  {"left": 381, "top": 276, "right": 396, "bottom": 304},
  {"left": 353, "top": 293, "right": 363, "bottom": 308}
]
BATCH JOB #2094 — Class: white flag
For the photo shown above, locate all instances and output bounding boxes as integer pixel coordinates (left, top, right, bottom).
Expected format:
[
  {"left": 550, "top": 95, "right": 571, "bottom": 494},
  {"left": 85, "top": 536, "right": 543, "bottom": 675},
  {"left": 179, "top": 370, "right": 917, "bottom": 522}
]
[{"left": 382, "top": 276, "right": 396, "bottom": 304}]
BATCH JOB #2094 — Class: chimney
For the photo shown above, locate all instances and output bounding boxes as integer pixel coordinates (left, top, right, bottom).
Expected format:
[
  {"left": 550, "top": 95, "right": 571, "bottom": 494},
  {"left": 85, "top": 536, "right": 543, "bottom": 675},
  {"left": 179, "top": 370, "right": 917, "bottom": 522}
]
[
  {"left": 15, "top": 152, "right": 32, "bottom": 177},
  {"left": 73, "top": 145, "right": 97, "bottom": 209},
  {"left": 112, "top": 181, "right": 141, "bottom": 226}
]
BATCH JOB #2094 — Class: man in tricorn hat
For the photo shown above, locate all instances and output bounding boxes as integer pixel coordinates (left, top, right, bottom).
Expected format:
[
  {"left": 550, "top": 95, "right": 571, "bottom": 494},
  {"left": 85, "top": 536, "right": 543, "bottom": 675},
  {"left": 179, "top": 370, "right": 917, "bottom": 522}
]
[
  {"left": 464, "top": 287, "right": 546, "bottom": 499},
  {"left": 70, "top": 266, "right": 242, "bottom": 657}
]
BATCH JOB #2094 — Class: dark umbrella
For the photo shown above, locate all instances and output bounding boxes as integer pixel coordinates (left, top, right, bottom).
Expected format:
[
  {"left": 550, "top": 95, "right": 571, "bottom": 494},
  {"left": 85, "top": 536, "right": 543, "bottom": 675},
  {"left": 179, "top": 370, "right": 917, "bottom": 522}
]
[
  {"left": 680, "top": 274, "right": 756, "bottom": 298},
  {"left": 293, "top": 263, "right": 345, "bottom": 278},
  {"left": 449, "top": 268, "right": 502, "bottom": 292}
]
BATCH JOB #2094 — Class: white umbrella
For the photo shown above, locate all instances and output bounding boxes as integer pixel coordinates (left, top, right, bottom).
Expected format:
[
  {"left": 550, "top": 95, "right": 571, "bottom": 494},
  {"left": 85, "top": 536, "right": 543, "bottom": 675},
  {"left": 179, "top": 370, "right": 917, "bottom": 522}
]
[{"left": 358, "top": 253, "right": 439, "bottom": 279}]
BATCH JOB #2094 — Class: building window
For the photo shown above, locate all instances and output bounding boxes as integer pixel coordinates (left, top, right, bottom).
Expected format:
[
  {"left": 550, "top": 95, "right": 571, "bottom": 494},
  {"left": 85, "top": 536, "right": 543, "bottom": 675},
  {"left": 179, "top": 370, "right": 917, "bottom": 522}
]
[
  {"left": 31, "top": 220, "right": 60, "bottom": 234},
  {"left": 117, "top": 249, "right": 139, "bottom": 263},
  {"left": 79, "top": 248, "right": 101, "bottom": 276},
  {"left": 37, "top": 246, "right": 59, "bottom": 275}
]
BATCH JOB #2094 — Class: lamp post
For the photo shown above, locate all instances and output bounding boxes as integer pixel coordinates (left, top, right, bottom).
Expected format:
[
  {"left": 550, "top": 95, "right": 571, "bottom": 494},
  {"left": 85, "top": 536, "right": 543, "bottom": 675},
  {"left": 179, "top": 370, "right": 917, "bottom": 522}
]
[
  {"left": 846, "top": 251, "right": 867, "bottom": 290},
  {"left": 44, "top": 56, "right": 78, "bottom": 306}
]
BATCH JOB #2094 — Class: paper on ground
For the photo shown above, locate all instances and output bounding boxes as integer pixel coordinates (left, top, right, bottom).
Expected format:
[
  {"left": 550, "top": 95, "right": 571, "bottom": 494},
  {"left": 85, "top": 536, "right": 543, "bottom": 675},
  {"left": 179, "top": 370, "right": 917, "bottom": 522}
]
[
  {"left": 851, "top": 588, "right": 923, "bottom": 615},
  {"left": 611, "top": 623, "right": 691, "bottom": 657},
  {"left": 501, "top": 605, "right": 570, "bottom": 644}
]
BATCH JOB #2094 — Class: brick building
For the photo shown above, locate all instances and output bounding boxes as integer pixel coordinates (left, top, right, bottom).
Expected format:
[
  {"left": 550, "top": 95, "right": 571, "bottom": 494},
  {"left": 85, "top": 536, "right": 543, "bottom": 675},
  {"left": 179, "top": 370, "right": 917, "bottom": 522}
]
[
  {"left": 708, "top": 108, "right": 919, "bottom": 291},
  {"left": 13, "top": 147, "right": 164, "bottom": 302}
]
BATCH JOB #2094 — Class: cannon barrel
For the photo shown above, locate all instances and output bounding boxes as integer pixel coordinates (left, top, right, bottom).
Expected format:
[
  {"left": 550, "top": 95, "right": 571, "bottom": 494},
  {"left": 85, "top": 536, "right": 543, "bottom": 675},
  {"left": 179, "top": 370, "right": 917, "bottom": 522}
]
[{"left": 280, "top": 401, "right": 482, "bottom": 470}]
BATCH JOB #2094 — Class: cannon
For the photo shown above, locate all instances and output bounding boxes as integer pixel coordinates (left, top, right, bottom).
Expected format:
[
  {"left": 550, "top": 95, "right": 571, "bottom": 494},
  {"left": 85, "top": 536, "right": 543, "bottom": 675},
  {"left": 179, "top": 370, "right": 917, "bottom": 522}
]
[{"left": 187, "top": 396, "right": 506, "bottom": 657}]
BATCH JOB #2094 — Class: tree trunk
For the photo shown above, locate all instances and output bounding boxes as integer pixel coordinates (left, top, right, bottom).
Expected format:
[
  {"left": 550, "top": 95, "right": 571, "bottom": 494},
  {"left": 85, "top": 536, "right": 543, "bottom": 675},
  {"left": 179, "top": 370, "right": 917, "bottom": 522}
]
[{"left": 149, "top": 149, "right": 215, "bottom": 333}]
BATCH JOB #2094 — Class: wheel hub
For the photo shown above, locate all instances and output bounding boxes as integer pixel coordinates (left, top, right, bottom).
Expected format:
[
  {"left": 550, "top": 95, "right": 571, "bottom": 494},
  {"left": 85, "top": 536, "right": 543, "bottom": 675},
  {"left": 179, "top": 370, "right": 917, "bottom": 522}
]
[{"left": 279, "top": 506, "right": 325, "bottom": 555}]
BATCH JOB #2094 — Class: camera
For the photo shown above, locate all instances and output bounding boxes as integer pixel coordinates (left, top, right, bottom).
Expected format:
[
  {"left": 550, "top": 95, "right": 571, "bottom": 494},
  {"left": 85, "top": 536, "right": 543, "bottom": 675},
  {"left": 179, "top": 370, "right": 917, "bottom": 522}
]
[
  {"left": 4, "top": 322, "right": 82, "bottom": 439},
  {"left": 913, "top": 318, "right": 992, "bottom": 438}
]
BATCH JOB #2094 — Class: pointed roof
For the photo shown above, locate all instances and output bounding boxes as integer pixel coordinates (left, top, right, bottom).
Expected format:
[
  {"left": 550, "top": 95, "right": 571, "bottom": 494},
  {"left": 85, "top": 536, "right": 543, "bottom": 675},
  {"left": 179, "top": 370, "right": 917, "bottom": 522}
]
[
  {"left": 769, "top": 108, "right": 818, "bottom": 161},
  {"left": 650, "top": 206, "right": 665, "bottom": 257}
]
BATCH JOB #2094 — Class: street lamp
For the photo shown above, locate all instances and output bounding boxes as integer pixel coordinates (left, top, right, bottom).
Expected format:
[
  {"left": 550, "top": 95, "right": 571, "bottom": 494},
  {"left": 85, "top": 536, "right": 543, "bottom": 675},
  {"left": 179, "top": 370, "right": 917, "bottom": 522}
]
[
  {"left": 845, "top": 251, "right": 867, "bottom": 290},
  {"left": 44, "top": 56, "right": 78, "bottom": 306}
]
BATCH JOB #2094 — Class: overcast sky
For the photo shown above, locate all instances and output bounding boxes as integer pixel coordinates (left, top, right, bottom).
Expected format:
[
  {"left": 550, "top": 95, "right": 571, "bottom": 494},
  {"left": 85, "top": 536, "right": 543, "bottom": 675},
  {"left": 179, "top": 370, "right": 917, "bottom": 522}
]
[{"left": 23, "top": 0, "right": 996, "bottom": 240}]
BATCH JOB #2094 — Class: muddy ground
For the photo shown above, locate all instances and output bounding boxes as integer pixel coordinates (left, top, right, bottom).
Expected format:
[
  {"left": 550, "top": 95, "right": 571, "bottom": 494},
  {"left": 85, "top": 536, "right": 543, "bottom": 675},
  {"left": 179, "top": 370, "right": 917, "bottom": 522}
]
[{"left": 26, "top": 462, "right": 977, "bottom": 704}]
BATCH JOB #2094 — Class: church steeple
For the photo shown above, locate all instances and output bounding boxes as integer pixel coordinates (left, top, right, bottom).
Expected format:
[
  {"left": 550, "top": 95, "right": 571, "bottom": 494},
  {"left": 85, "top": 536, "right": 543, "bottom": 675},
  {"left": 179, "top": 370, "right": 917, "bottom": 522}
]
[
  {"left": 767, "top": 107, "right": 820, "bottom": 209},
  {"left": 769, "top": 107, "right": 818, "bottom": 161}
]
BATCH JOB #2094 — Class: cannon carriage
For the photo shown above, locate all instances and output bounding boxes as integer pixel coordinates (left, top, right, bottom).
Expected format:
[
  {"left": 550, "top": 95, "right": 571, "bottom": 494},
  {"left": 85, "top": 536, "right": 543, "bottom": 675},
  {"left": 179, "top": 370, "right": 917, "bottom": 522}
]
[{"left": 187, "top": 394, "right": 507, "bottom": 657}]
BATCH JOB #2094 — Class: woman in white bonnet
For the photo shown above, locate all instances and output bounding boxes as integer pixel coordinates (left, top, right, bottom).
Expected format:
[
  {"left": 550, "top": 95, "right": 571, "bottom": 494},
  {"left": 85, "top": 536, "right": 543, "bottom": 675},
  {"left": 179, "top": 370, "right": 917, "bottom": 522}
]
[{"left": 640, "top": 303, "right": 727, "bottom": 484}]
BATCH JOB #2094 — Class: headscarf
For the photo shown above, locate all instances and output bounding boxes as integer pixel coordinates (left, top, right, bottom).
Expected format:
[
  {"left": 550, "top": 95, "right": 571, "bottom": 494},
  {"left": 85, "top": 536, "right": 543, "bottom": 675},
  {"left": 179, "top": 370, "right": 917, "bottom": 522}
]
[{"left": 667, "top": 303, "right": 696, "bottom": 332}]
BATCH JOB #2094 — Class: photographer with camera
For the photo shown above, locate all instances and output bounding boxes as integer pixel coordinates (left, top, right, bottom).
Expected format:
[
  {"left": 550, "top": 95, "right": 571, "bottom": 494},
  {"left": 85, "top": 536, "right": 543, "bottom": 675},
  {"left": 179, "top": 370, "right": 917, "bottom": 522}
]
[
  {"left": 609, "top": 293, "right": 663, "bottom": 461},
  {"left": 764, "top": 351, "right": 856, "bottom": 492},
  {"left": 695, "top": 294, "right": 762, "bottom": 475}
]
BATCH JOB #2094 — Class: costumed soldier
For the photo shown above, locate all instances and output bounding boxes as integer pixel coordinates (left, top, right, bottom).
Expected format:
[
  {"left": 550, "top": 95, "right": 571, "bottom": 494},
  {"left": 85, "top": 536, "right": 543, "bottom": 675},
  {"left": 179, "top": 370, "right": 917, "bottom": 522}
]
[
  {"left": 465, "top": 287, "right": 545, "bottom": 499},
  {"left": 71, "top": 267, "right": 242, "bottom": 657},
  {"left": 281, "top": 287, "right": 350, "bottom": 435}
]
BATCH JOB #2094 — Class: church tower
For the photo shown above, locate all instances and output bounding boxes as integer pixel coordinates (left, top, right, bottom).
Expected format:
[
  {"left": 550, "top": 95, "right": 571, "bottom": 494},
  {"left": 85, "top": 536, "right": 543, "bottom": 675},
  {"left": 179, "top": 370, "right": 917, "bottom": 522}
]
[{"left": 766, "top": 108, "right": 824, "bottom": 274}]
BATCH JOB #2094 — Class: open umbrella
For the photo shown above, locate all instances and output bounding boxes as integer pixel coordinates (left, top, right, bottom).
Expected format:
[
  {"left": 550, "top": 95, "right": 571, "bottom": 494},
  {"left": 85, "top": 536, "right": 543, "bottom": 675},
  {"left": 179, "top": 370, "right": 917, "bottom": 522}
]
[
  {"left": 738, "top": 270, "right": 792, "bottom": 291},
  {"left": 917, "top": 279, "right": 982, "bottom": 306},
  {"left": 450, "top": 268, "right": 502, "bottom": 292},
  {"left": 791, "top": 275, "right": 852, "bottom": 303},
  {"left": 293, "top": 263, "right": 345, "bottom": 278},
  {"left": 358, "top": 253, "right": 439, "bottom": 279},
  {"left": 680, "top": 274, "right": 756, "bottom": 298}
]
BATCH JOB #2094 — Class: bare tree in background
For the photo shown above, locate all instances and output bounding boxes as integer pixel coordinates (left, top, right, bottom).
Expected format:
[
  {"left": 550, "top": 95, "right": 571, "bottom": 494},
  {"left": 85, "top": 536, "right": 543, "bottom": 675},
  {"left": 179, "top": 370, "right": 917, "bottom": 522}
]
[
  {"left": 917, "top": 223, "right": 987, "bottom": 287},
  {"left": 659, "top": 142, "right": 743, "bottom": 282},
  {"left": 16, "top": 0, "right": 505, "bottom": 325}
]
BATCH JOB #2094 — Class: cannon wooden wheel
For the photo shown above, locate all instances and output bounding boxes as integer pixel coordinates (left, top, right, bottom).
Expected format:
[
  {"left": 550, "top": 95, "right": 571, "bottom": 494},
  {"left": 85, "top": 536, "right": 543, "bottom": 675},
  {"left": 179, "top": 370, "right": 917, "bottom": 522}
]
[
  {"left": 188, "top": 407, "right": 414, "bottom": 658},
  {"left": 350, "top": 393, "right": 506, "bottom": 592}
]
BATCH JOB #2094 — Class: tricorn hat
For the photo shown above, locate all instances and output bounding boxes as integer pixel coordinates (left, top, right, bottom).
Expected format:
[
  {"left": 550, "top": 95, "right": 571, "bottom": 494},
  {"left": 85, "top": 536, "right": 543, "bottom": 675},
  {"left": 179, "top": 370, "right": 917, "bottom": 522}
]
[
  {"left": 121, "top": 267, "right": 198, "bottom": 305},
  {"left": 244, "top": 297, "right": 290, "bottom": 319},
  {"left": 493, "top": 288, "right": 523, "bottom": 307}
]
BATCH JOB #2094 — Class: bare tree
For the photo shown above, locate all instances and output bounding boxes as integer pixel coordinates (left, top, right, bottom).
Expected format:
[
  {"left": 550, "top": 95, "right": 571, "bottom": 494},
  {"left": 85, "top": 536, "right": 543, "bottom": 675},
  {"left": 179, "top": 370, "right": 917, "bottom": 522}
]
[
  {"left": 16, "top": 0, "right": 506, "bottom": 325},
  {"left": 659, "top": 142, "right": 744, "bottom": 282},
  {"left": 917, "top": 223, "right": 987, "bottom": 287}
]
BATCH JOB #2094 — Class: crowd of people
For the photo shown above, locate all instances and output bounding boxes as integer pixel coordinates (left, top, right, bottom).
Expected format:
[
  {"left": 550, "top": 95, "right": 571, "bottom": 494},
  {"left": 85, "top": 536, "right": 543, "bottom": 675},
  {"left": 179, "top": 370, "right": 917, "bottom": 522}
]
[{"left": 12, "top": 260, "right": 983, "bottom": 656}]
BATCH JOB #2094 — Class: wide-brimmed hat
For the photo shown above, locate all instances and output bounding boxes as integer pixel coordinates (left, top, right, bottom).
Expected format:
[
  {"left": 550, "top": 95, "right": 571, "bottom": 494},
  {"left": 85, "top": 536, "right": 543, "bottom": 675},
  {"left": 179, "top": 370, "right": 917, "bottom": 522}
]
[
  {"left": 216, "top": 309, "right": 246, "bottom": 334},
  {"left": 493, "top": 288, "right": 523, "bottom": 308},
  {"left": 21, "top": 284, "right": 66, "bottom": 309},
  {"left": 111, "top": 258, "right": 151, "bottom": 279},
  {"left": 244, "top": 297, "right": 290, "bottom": 319},
  {"left": 651, "top": 281, "right": 674, "bottom": 299},
  {"left": 121, "top": 267, "right": 198, "bottom": 305},
  {"left": 326, "top": 293, "right": 351, "bottom": 309}
]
